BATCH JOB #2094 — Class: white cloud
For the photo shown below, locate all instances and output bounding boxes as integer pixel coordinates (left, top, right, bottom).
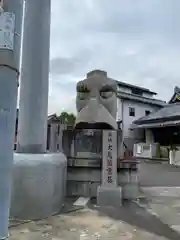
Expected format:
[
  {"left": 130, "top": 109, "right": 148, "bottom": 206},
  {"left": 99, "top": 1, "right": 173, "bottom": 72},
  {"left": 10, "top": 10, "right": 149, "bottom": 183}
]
[{"left": 48, "top": 0, "right": 180, "bottom": 114}]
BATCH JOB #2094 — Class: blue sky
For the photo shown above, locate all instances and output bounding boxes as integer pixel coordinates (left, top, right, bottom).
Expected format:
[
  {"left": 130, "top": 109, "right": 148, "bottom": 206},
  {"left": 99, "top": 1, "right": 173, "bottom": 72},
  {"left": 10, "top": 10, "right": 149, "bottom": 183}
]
[{"left": 49, "top": 0, "right": 180, "bottom": 114}]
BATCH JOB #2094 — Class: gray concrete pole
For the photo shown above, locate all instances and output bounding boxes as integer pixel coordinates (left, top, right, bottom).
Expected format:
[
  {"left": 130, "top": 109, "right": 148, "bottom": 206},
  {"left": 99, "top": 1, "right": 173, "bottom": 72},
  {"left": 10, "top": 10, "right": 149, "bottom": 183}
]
[
  {"left": 0, "top": 0, "right": 23, "bottom": 239},
  {"left": 17, "top": 0, "right": 51, "bottom": 153}
]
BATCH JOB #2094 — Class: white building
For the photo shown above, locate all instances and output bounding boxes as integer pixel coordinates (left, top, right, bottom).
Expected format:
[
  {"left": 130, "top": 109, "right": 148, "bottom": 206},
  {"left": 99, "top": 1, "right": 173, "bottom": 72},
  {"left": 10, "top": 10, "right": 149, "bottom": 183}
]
[{"left": 116, "top": 80, "right": 166, "bottom": 151}]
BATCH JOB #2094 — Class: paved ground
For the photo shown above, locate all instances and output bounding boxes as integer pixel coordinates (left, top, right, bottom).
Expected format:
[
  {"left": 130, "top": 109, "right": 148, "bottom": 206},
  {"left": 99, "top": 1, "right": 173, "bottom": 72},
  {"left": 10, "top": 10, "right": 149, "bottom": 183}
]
[
  {"left": 9, "top": 162, "right": 180, "bottom": 239},
  {"left": 139, "top": 161, "right": 180, "bottom": 186},
  {"left": 9, "top": 201, "right": 179, "bottom": 240},
  {"left": 138, "top": 186, "right": 180, "bottom": 239},
  {"left": 138, "top": 161, "right": 180, "bottom": 239}
]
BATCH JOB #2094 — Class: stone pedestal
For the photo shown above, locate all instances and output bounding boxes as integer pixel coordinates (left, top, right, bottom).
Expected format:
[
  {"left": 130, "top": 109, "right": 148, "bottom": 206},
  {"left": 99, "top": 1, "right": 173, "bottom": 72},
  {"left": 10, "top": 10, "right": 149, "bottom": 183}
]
[
  {"left": 97, "top": 185, "right": 122, "bottom": 207},
  {"left": 118, "top": 160, "right": 140, "bottom": 200},
  {"left": 10, "top": 153, "right": 67, "bottom": 220}
]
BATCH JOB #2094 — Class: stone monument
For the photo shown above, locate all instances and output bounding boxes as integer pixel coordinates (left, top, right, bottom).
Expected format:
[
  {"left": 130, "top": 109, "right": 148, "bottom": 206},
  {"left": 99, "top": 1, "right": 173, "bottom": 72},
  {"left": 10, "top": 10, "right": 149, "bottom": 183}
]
[
  {"left": 69, "top": 70, "right": 122, "bottom": 206},
  {"left": 66, "top": 70, "right": 140, "bottom": 203}
]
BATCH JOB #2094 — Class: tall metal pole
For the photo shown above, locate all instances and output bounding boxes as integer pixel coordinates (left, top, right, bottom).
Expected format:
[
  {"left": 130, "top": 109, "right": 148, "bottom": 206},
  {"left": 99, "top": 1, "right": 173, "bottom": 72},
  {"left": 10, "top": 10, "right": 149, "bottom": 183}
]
[
  {"left": 0, "top": 0, "right": 23, "bottom": 239},
  {"left": 17, "top": 0, "right": 51, "bottom": 154}
]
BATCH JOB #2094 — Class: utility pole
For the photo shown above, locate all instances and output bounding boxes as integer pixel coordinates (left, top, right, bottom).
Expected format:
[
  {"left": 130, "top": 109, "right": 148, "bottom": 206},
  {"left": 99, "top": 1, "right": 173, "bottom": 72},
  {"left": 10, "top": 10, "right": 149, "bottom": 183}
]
[{"left": 0, "top": 0, "right": 23, "bottom": 239}]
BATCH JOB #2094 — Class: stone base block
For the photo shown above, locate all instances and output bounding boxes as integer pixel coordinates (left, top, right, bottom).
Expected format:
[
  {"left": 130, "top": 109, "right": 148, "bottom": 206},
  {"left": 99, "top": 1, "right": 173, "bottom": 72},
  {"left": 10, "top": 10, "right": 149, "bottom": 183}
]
[
  {"left": 118, "top": 169, "right": 140, "bottom": 200},
  {"left": 122, "top": 184, "right": 140, "bottom": 200},
  {"left": 97, "top": 185, "right": 122, "bottom": 207},
  {"left": 10, "top": 153, "right": 67, "bottom": 220},
  {"left": 67, "top": 167, "right": 101, "bottom": 197}
]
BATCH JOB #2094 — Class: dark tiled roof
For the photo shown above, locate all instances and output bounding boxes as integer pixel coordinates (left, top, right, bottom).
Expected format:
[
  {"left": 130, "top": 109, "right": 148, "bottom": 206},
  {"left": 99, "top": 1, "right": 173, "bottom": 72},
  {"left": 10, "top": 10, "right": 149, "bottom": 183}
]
[
  {"left": 117, "top": 91, "right": 166, "bottom": 107},
  {"left": 134, "top": 102, "right": 180, "bottom": 125},
  {"left": 48, "top": 114, "right": 59, "bottom": 122},
  {"left": 133, "top": 120, "right": 180, "bottom": 129}
]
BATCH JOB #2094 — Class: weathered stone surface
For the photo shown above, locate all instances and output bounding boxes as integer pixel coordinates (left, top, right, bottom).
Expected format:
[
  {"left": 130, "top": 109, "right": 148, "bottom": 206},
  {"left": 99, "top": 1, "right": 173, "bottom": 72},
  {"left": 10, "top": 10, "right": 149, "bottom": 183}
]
[
  {"left": 10, "top": 153, "right": 67, "bottom": 220},
  {"left": 97, "top": 185, "right": 122, "bottom": 207},
  {"left": 75, "top": 70, "right": 117, "bottom": 129},
  {"left": 123, "top": 184, "right": 139, "bottom": 200}
]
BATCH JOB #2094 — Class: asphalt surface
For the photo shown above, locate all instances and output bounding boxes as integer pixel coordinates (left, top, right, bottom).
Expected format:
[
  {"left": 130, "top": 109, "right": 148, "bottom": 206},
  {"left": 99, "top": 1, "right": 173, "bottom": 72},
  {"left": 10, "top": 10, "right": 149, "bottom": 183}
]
[{"left": 139, "top": 161, "right": 180, "bottom": 187}]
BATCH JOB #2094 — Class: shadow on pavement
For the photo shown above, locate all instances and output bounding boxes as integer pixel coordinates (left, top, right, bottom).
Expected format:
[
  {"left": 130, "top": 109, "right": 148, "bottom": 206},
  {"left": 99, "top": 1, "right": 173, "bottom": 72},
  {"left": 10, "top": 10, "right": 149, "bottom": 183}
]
[{"left": 89, "top": 199, "right": 180, "bottom": 240}]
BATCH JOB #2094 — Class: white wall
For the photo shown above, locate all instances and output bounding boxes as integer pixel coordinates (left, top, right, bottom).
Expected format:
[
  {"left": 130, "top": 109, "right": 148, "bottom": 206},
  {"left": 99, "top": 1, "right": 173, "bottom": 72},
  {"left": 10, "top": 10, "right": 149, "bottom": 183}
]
[
  {"left": 116, "top": 84, "right": 160, "bottom": 141},
  {"left": 117, "top": 98, "right": 123, "bottom": 121},
  {"left": 118, "top": 100, "right": 160, "bottom": 139}
]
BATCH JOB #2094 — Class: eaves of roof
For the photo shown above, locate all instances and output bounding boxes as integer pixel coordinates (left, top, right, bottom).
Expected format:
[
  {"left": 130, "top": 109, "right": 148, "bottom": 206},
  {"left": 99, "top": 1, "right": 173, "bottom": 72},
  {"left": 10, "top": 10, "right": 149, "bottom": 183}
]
[
  {"left": 117, "top": 91, "right": 166, "bottom": 107},
  {"left": 115, "top": 80, "right": 157, "bottom": 95}
]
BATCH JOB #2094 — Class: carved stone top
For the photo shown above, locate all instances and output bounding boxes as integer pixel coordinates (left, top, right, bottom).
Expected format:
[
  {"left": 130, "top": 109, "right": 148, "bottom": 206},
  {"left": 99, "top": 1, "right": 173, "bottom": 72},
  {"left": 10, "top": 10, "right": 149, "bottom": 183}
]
[
  {"left": 87, "top": 70, "right": 107, "bottom": 78},
  {"left": 75, "top": 70, "right": 117, "bottom": 129}
]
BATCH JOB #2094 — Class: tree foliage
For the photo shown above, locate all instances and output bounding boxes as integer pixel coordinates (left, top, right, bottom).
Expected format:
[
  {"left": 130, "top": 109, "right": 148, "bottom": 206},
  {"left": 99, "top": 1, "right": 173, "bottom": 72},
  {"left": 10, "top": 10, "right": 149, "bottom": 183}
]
[{"left": 58, "top": 111, "right": 76, "bottom": 125}]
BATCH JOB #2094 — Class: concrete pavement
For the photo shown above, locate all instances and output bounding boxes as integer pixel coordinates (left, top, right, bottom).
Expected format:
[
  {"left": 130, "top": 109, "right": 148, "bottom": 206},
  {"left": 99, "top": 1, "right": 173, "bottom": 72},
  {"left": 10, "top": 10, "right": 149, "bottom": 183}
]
[
  {"left": 139, "top": 187, "right": 180, "bottom": 236},
  {"left": 9, "top": 161, "right": 180, "bottom": 239},
  {"left": 9, "top": 195, "right": 180, "bottom": 240}
]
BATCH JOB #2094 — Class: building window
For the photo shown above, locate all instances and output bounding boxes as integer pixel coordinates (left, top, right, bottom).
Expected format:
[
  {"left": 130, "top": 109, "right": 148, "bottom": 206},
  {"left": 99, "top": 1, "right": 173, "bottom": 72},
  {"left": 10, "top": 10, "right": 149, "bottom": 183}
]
[
  {"left": 129, "top": 107, "right": 135, "bottom": 117},
  {"left": 145, "top": 110, "right": 150, "bottom": 116}
]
